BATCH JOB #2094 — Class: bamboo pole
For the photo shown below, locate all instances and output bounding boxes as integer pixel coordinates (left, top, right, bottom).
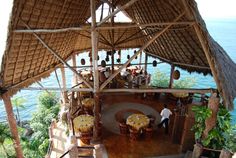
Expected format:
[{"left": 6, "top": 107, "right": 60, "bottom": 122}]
[
  {"left": 100, "top": 12, "right": 185, "bottom": 90},
  {"left": 102, "top": 88, "right": 214, "bottom": 94},
  {"left": 90, "top": 0, "right": 100, "bottom": 142},
  {"left": 97, "top": 0, "right": 139, "bottom": 26},
  {"left": 14, "top": 22, "right": 195, "bottom": 33},
  {"left": 71, "top": 54, "right": 77, "bottom": 87},
  {"left": 139, "top": 51, "right": 142, "bottom": 69},
  {"left": 111, "top": 3, "right": 115, "bottom": 74},
  {"left": 2, "top": 92, "right": 24, "bottom": 158},
  {"left": 60, "top": 66, "right": 68, "bottom": 104},
  {"left": 144, "top": 52, "right": 148, "bottom": 73},
  {"left": 91, "top": 0, "right": 99, "bottom": 92},
  {"left": 169, "top": 65, "right": 175, "bottom": 88},
  {"left": 21, "top": 87, "right": 92, "bottom": 91},
  {"left": 93, "top": 92, "right": 101, "bottom": 141},
  {"left": 193, "top": 24, "right": 224, "bottom": 102}
]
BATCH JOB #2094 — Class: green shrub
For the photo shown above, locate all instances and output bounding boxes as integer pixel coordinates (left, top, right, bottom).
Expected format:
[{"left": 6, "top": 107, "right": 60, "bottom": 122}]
[
  {"left": 191, "top": 104, "right": 235, "bottom": 152},
  {"left": 150, "top": 70, "right": 196, "bottom": 88}
]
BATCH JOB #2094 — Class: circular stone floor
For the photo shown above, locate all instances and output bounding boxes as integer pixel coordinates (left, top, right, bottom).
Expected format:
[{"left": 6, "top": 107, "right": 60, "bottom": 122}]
[{"left": 101, "top": 102, "right": 161, "bottom": 135}]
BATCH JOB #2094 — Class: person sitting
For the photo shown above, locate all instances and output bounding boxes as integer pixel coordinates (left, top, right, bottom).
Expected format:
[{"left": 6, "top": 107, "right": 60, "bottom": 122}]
[{"left": 158, "top": 104, "right": 172, "bottom": 134}]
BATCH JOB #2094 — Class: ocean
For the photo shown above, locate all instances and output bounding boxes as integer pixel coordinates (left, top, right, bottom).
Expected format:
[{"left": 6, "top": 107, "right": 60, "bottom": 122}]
[{"left": 0, "top": 18, "right": 235, "bottom": 124}]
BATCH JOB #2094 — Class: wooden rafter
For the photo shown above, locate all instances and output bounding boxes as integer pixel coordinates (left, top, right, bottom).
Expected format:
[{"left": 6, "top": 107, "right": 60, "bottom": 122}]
[
  {"left": 14, "top": 22, "right": 195, "bottom": 33},
  {"left": 97, "top": 0, "right": 139, "bottom": 26}
]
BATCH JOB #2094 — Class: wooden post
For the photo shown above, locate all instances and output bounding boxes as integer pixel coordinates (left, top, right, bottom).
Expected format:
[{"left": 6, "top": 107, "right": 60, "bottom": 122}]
[
  {"left": 2, "top": 93, "right": 24, "bottom": 158},
  {"left": 169, "top": 65, "right": 175, "bottom": 88},
  {"left": 93, "top": 93, "right": 101, "bottom": 141},
  {"left": 97, "top": 0, "right": 138, "bottom": 26},
  {"left": 144, "top": 52, "right": 148, "bottom": 73},
  {"left": 111, "top": 50, "right": 115, "bottom": 74},
  {"left": 203, "top": 93, "right": 220, "bottom": 138},
  {"left": 111, "top": 3, "right": 115, "bottom": 74},
  {"left": 60, "top": 66, "right": 68, "bottom": 104},
  {"left": 90, "top": 0, "right": 99, "bottom": 92},
  {"left": 192, "top": 143, "right": 203, "bottom": 158},
  {"left": 219, "top": 149, "right": 232, "bottom": 158},
  {"left": 71, "top": 53, "right": 77, "bottom": 87},
  {"left": 139, "top": 51, "right": 142, "bottom": 69},
  {"left": 91, "top": 0, "right": 100, "bottom": 141}
]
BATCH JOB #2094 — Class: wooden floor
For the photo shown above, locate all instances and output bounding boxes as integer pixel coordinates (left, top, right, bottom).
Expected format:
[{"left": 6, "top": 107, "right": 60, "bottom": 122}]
[{"left": 100, "top": 93, "right": 181, "bottom": 158}]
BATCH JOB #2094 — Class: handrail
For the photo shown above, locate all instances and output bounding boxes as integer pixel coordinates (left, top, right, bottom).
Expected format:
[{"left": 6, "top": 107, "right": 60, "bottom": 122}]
[
  {"left": 59, "top": 146, "right": 95, "bottom": 158},
  {"left": 46, "top": 120, "right": 56, "bottom": 157},
  {"left": 46, "top": 140, "right": 53, "bottom": 157}
]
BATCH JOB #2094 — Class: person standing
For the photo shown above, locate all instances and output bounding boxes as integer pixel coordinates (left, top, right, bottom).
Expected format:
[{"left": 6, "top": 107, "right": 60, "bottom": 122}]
[{"left": 158, "top": 104, "right": 172, "bottom": 134}]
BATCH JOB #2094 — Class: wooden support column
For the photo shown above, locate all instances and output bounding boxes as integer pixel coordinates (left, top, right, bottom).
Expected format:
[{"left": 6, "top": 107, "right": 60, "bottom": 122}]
[
  {"left": 2, "top": 93, "right": 24, "bottom": 158},
  {"left": 71, "top": 53, "right": 77, "bottom": 86},
  {"left": 60, "top": 66, "right": 68, "bottom": 104},
  {"left": 93, "top": 93, "right": 101, "bottom": 140},
  {"left": 144, "top": 52, "right": 148, "bottom": 73},
  {"left": 111, "top": 2, "right": 115, "bottom": 74},
  {"left": 97, "top": 0, "right": 138, "bottom": 26},
  {"left": 203, "top": 93, "right": 219, "bottom": 138},
  {"left": 139, "top": 51, "right": 142, "bottom": 69},
  {"left": 91, "top": 0, "right": 100, "bottom": 141},
  {"left": 169, "top": 65, "right": 175, "bottom": 88},
  {"left": 111, "top": 51, "right": 115, "bottom": 74}
]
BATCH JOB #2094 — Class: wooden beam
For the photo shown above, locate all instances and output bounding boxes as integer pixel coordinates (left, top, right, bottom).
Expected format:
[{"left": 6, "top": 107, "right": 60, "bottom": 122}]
[
  {"left": 99, "top": 12, "right": 185, "bottom": 90},
  {"left": 60, "top": 66, "right": 67, "bottom": 92},
  {"left": 2, "top": 93, "right": 24, "bottom": 158},
  {"left": 55, "top": 69, "right": 62, "bottom": 93},
  {"left": 193, "top": 24, "right": 224, "bottom": 102},
  {"left": 71, "top": 54, "right": 77, "bottom": 86},
  {"left": 169, "top": 65, "right": 175, "bottom": 88},
  {"left": 60, "top": 66, "right": 68, "bottom": 104},
  {"left": 91, "top": 0, "right": 99, "bottom": 92},
  {"left": 14, "top": 22, "right": 195, "bottom": 33},
  {"left": 93, "top": 92, "right": 101, "bottom": 141},
  {"left": 144, "top": 52, "right": 148, "bottom": 72},
  {"left": 21, "top": 87, "right": 92, "bottom": 91},
  {"left": 97, "top": 0, "right": 139, "bottom": 26},
  {"left": 139, "top": 51, "right": 142, "bottom": 69},
  {"left": 102, "top": 88, "right": 215, "bottom": 94},
  {"left": 21, "top": 22, "right": 93, "bottom": 89}
]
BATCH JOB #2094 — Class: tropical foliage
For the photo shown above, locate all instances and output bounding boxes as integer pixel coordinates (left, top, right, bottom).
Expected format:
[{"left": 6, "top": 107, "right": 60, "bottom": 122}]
[
  {"left": 0, "top": 123, "right": 15, "bottom": 157},
  {"left": 21, "top": 91, "right": 60, "bottom": 158},
  {"left": 150, "top": 70, "right": 196, "bottom": 88},
  {"left": 12, "top": 96, "right": 26, "bottom": 125},
  {"left": 191, "top": 104, "right": 236, "bottom": 152}
]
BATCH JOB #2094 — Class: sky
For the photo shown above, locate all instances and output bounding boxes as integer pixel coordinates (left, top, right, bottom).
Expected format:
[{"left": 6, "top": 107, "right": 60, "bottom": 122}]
[{"left": 0, "top": 0, "right": 236, "bottom": 61}]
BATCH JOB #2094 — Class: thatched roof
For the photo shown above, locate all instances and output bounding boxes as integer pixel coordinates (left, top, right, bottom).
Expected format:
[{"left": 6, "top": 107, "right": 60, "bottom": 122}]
[{"left": 0, "top": 0, "right": 235, "bottom": 109}]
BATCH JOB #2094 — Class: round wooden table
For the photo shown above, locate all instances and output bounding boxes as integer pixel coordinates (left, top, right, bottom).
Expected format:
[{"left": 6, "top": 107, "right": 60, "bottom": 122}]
[
  {"left": 126, "top": 114, "right": 150, "bottom": 131},
  {"left": 73, "top": 114, "right": 94, "bottom": 133},
  {"left": 73, "top": 115, "right": 94, "bottom": 144}
]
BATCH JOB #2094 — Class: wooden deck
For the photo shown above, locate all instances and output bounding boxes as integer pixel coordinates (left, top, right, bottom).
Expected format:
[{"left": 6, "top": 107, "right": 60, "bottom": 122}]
[
  {"left": 49, "top": 93, "right": 186, "bottom": 158},
  {"left": 100, "top": 93, "right": 182, "bottom": 158}
]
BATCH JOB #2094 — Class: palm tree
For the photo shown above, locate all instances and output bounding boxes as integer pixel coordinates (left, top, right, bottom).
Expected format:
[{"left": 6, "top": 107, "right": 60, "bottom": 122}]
[
  {"left": 0, "top": 123, "right": 12, "bottom": 157},
  {"left": 12, "top": 97, "right": 26, "bottom": 126}
]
